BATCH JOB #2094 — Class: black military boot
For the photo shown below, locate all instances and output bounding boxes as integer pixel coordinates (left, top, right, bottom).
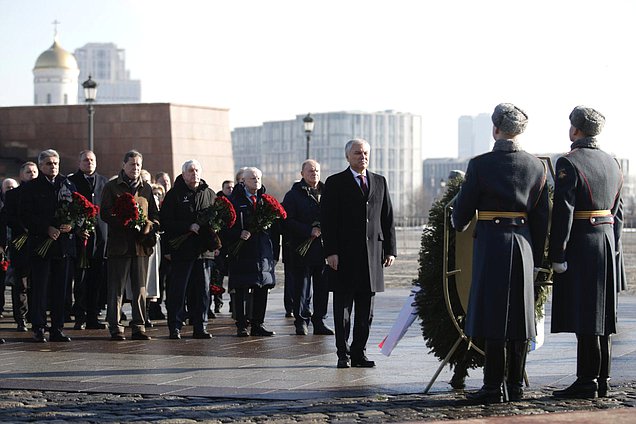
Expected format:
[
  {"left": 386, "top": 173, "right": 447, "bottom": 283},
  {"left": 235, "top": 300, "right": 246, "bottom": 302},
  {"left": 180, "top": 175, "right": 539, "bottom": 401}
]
[
  {"left": 598, "top": 335, "right": 612, "bottom": 397},
  {"left": 506, "top": 340, "right": 528, "bottom": 401},
  {"left": 553, "top": 335, "right": 599, "bottom": 399},
  {"left": 467, "top": 339, "right": 504, "bottom": 404}
]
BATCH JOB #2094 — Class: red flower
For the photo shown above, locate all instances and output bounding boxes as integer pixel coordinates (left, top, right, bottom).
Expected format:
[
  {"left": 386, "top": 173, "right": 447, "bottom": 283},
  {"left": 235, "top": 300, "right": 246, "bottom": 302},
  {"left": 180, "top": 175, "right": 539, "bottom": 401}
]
[
  {"left": 0, "top": 253, "right": 9, "bottom": 272},
  {"left": 229, "top": 193, "right": 286, "bottom": 257},
  {"left": 112, "top": 192, "right": 147, "bottom": 231},
  {"left": 36, "top": 191, "right": 100, "bottom": 258},
  {"left": 169, "top": 196, "right": 237, "bottom": 249}
]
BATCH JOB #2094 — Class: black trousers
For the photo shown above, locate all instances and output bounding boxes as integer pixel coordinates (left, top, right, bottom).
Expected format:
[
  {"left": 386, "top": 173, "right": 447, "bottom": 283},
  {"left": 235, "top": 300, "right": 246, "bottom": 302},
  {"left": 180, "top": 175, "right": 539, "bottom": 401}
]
[
  {"left": 73, "top": 251, "right": 105, "bottom": 325},
  {"left": 333, "top": 289, "right": 375, "bottom": 359},
  {"left": 30, "top": 255, "right": 72, "bottom": 332},
  {"left": 233, "top": 286, "right": 268, "bottom": 327},
  {"left": 291, "top": 263, "right": 329, "bottom": 326},
  {"left": 166, "top": 258, "right": 212, "bottom": 333}
]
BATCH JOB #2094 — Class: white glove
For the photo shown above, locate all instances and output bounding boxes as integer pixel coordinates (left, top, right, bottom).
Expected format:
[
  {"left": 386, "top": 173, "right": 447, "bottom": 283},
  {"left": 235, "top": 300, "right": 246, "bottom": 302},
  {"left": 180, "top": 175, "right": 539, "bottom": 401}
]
[{"left": 552, "top": 262, "right": 568, "bottom": 274}]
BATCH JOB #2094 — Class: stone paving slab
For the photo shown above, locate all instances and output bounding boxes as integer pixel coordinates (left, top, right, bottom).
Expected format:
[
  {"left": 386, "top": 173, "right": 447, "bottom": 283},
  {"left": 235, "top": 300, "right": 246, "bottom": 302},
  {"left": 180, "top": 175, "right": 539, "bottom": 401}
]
[{"left": 1, "top": 286, "right": 636, "bottom": 402}]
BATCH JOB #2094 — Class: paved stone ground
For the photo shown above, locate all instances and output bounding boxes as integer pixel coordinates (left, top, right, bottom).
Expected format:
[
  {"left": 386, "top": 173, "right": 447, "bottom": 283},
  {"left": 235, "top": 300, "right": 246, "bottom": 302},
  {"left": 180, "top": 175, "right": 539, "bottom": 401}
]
[
  {"left": 0, "top": 384, "right": 635, "bottom": 423},
  {"left": 0, "top": 229, "right": 635, "bottom": 423}
]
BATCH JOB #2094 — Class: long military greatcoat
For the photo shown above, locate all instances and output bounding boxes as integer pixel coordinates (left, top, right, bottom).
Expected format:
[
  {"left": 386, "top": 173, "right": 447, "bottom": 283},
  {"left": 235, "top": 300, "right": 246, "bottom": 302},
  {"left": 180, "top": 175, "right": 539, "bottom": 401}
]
[
  {"left": 452, "top": 140, "right": 549, "bottom": 340},
  {"left": 549, "top": 137, "right": 623, "bottom": 335}
]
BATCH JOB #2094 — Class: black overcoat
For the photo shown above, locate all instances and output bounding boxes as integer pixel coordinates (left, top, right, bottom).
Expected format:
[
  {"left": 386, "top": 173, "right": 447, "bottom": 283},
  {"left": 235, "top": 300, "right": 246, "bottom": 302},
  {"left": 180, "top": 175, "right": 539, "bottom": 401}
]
[
  {"left": 320, "top": 168, "right": 396, "bottom": 293},
  {"left": 225, "top": 187, "right": 281, "bottom": 289},
  {"left": 452, "top": 141, "right": 549, "bottom": 340},
  {"left": 549, "top": 138, "right": 623, "bottom": 335},
  {"left": 282, "top": 179, "right": 325, "bottom": 267},
  {"left": 68, "top": 170, "right": 108, "bottom": 257},
  {"left": 20, "top": 174, "right": 78, "bottom": 259}
]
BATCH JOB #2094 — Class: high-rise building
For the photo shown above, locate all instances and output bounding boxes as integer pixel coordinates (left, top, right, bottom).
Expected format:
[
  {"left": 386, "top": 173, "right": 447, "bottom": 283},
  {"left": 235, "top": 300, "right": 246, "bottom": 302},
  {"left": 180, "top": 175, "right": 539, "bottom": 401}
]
[
  {"left": 74, "top": 43, "right": 141, "bottom": 103},
  {"left": 33, "top": 34, "right": 80, "bottom": 105},
  {"left": 458, "top": 113, "right": 491, "bottom": 159},
  {"left": 232, "top": 110, "right": 422, "bottom": 216}
]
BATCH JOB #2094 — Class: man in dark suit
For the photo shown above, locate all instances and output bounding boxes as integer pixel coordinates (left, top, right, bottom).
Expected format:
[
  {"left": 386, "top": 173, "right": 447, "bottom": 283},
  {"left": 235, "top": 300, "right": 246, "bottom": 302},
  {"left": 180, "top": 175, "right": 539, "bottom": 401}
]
[
  {"left": 68, "top": 150, "right": 108, "bottom": 330},
  {"left": 321, "top": 138, "right": 397, "bottom": 368},
  {"left": 21, "top": 150, "right": 77, "bottom": 342}
]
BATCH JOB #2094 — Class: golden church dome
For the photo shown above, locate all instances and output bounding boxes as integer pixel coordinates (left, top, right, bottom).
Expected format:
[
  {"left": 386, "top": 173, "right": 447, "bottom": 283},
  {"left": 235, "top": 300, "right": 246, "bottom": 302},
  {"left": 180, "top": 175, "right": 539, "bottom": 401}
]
[{"left": 33, "top": 39, "right": 78, "bottom": 70}]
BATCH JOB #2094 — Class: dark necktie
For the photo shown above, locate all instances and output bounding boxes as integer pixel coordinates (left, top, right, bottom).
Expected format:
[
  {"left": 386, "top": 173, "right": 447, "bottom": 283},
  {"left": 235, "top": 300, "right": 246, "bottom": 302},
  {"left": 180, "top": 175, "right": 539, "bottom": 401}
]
[
  {"left": 86, "top": 175, "right": 95, "bottom": 189},
  {"left": 358, "top": 175, "right": 368, "bottom": 195}
]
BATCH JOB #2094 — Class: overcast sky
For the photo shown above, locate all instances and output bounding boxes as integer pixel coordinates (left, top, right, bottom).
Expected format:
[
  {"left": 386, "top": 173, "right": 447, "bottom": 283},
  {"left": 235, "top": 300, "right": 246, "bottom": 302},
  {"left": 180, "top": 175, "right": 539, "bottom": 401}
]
[{"left": 1, "top": 0, "right": 634, "bottom": 166}]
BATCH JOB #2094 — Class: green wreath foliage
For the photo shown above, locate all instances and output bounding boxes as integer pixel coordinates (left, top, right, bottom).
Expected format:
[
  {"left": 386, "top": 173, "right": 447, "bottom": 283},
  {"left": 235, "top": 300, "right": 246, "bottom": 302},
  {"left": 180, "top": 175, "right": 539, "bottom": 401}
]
[
  {"left": 413, "top": 177, "right": 484, "bottom": 371},
  {"left": 413, "top": 176, "right": 552, "bottom": 372}
]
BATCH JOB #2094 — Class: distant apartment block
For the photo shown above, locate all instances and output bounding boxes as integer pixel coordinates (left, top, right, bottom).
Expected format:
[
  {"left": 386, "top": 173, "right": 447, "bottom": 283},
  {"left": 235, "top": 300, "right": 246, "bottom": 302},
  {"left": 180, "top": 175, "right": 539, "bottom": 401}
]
[
  {"left": 458, "top": 113, "right": 491, "bottom": 159},
  {"left": 74, "top": 43, "right": 141, "bottom": 103},
  {"left": 232, "top": 110, "right": 422, "bottom": 215}
]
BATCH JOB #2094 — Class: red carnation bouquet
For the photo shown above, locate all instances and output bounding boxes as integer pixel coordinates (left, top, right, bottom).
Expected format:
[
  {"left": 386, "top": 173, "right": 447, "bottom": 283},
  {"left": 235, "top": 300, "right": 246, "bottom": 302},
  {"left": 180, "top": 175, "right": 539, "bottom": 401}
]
[
  {"left": 112, "top": 192, "right": 147, "bottom": 232},
  {"left": 36, "top": 192, "right": 100, "bottom": 259},
  {"left": 0, "top": 252, "right": 9, "bottom": 272},
  {"left": 169, "top": 196, "right": 237, "bottom": 249},
  {"left": 72, "top": 192, "right": 100, "bottom": 268},
  {"left": 229, "top": 193, "right": 286, "bottom": 257}
]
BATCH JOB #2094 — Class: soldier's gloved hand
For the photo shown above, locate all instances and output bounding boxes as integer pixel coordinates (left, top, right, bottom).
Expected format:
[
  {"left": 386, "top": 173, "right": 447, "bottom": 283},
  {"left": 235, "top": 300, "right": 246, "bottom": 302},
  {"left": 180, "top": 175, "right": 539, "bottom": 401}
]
[{"left": 552, "top": 262, "right": 568, "bottom": 274}]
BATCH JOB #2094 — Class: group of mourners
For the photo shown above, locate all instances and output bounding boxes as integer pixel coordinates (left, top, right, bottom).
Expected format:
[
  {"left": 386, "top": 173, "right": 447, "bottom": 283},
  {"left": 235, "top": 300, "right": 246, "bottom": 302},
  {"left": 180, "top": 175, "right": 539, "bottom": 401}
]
[
  {"left": 0, "top": 138, "right": 396, "bottom": 373},
  {"left": 0, "top": 104, "right": 625, "bottom": 403}
]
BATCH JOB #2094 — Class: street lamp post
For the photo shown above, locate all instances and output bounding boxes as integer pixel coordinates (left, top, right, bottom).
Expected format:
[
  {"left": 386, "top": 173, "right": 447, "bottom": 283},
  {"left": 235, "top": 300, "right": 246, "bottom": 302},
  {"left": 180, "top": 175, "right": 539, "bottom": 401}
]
[
  {"left": 303, "top": 113, "right": 314, "bottom": 160},
  {"left": 82, "top": 76, "right": 97, "bottom": 151}
]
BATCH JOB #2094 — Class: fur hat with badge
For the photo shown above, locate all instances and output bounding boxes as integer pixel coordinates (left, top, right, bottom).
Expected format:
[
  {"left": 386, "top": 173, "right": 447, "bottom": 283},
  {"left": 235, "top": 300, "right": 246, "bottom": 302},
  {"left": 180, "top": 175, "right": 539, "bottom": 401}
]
[
  {"left": 491, "top": 103, "right": 528, "bottom": 136},
  {"left": 569, "top": 106, "right": 605, "bottom": 136}
]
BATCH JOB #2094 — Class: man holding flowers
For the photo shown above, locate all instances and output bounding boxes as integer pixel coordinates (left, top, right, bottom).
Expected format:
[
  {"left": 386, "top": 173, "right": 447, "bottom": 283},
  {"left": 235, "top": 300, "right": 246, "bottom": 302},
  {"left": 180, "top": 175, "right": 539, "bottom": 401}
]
[
  {"left": 226, "top": 167, "right": 283, "bottom": 337},
  {"left": 160, "top": 159, "right": 228, "bottom": 340},
  {"left": 21, "top": 150, "right": 77, "bottom": 342},
  {"left": 68, "top": 150, "right": 108, "bottom": 330},
  {"left": 282, "top": 159, "right": 333, "bottom": 336},
  {"left": 100, "top": 150, "right": 160, "bottom": 341}
]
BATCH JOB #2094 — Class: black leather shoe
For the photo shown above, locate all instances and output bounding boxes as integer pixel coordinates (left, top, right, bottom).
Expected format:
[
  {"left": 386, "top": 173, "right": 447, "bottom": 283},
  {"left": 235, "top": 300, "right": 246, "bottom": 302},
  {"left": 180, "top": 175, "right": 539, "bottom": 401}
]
[
  {"left": 131, "top": 332, "right": 152, "bottom": 341},
  {"left": 169, "top": 330, "right": 181, "bottom": 340},
  {"left": 16, "top": 324, "right": 28, "bottom": 332},
  {"left": 111, "top": 333, "right": 126, "bottom": 341},
  {"left": 507, "top": 385, "right": 524, "bottom": 401},
  {"left": 85, "top": 322, "right": 107, "bottom": 330},
  {"left": 193, "top": 331, "right": 212, "bottom": 339},
  {"left": 50, "top": 331, "right": 72, "bottom": 342},
  {"left": 145, "top": 320, "right": 154, "bottom": 328},
  {"left": 337, "top": 358, "right": 351, "bottom": 368},
  {"left": 73, "top": 321, "right": 86, "bottom": 330},
  {"left": 251, "top": 324, "right": 275, "bottom": 337},
  {"left": 285, "top": 312, "right": 293, "bottom": 318},
  {"left": 313, "top": 324, "right": 335, "bottom": 335},
  {"left": 33, "top": 331, "right": 47, "bottom": 343},
  {"left": 208, "top": 311, "right": 217, "bottom": 319},
  {"left": 0, "top": 338, "right": 4, "bottom": 344},
  {"left": 237, "top": 327, "right": 249, "bottom": 337},
  {"left": 295, "top": 321, "right": 308, "bottom": 335},
  {"left": 552, "top": 380, "right": 598, "bottom": 399},
  {"left": 466, "top": 386, "right": 503, "bottom": 404},
  {"left": 351, "top": 356, "right": 376, "bottom": 368}
]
